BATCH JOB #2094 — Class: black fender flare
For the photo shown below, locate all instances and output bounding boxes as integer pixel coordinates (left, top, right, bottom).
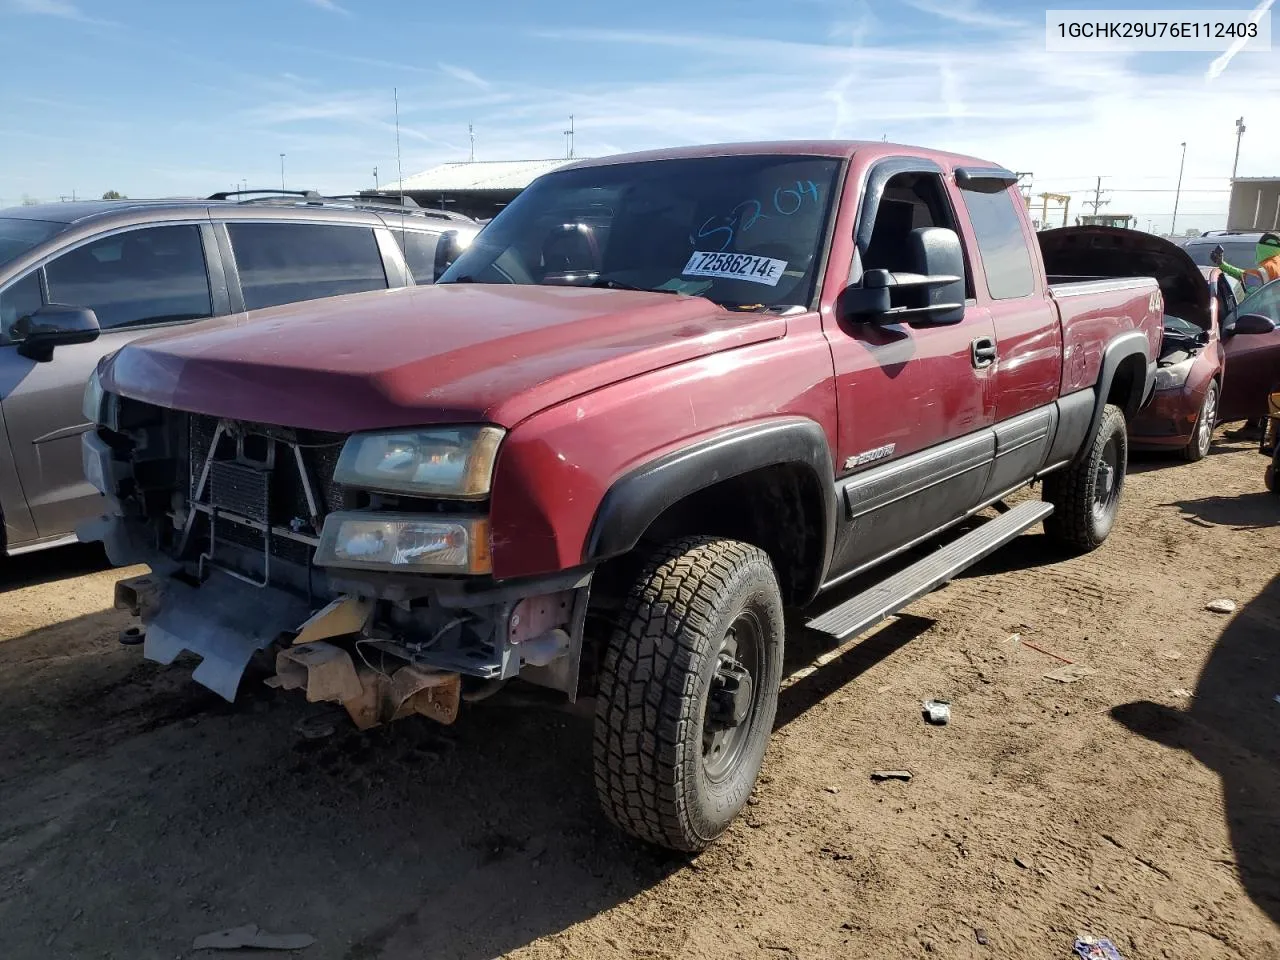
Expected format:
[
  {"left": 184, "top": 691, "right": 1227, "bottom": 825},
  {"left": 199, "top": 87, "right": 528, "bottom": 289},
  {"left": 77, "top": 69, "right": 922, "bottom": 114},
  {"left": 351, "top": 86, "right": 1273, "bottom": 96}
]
[
  {"left": 1080, "top": 329, "right": 1154, "bottom": 462},
  {"left": 583, "top": 416, "right": 837, "bottom": 582}
]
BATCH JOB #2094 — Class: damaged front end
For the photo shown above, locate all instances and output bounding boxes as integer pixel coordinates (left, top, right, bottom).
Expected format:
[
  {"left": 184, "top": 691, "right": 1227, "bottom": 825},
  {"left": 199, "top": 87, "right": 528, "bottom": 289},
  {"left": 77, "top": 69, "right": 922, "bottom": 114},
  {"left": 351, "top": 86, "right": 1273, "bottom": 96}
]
[{"left": 81, "top": 374, "right": 589, "bottom": 730}]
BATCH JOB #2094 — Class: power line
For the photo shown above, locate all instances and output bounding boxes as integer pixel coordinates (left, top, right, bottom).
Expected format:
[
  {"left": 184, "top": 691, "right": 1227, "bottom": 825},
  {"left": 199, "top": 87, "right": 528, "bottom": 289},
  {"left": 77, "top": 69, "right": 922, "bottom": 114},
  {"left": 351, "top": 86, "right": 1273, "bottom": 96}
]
[{"left": 1060, "top": 187, "right": 1229, "bottom": 194}]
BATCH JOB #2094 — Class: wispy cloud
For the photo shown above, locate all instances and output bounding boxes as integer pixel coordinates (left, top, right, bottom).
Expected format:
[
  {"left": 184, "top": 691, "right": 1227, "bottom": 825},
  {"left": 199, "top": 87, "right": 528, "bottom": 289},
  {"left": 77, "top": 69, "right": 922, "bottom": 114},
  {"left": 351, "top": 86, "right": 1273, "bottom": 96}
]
[
  {"left": 271, "top": 43, "right": 435, "bottom": 75},
  {"left": 6, "top": 9, "right": 1277, "bottom": 233},
  {"left": 438, "top": 62, "right": 491, "bottom": 90},
  {"left": 1205, "top": 0, "right": 1274, "bottom": 80},
  {"left": 901, "top": 0, "right": 1022, "bottom": 30},
  {"left": 302, "top": 0, "right": 350, "bottom": 14},
  {"left": 6, "top": 0, "right": 110, "bottom": 24}
]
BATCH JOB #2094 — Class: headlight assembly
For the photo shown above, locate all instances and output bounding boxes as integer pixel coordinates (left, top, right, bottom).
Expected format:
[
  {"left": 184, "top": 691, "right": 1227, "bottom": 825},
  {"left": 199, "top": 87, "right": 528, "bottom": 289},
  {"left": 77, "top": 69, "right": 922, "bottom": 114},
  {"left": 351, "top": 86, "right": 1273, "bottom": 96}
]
[
  {"left": 334, "top": 425, "right": 504, "bottom": 499},
  {"left": 82, "top": 366, "right": 117, "bottom": 428},
  {"left": 1153, "top": 358, "right": 1195, "bottom": 391},
  {"left": 315, "top": 513, "right": 491, "bottom": 574}
]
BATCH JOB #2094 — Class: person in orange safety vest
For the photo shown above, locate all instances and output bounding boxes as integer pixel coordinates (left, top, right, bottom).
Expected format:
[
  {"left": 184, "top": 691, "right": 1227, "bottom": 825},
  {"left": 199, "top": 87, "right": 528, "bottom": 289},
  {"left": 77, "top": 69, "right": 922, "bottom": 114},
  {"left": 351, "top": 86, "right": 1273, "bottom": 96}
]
[{"left": 1210, "top": 232, "right": 1280, "bottom": 289}]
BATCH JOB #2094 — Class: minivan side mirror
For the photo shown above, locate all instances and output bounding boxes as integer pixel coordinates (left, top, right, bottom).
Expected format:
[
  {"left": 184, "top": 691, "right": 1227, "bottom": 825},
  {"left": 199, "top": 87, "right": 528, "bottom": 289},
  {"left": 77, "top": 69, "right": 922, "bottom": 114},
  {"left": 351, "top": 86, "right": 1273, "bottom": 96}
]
[
  {"left": 14, "top": 304, "right": 101, "bottom": 362},
  {"left": 839, "top": 227, "right": 967, "bottom": 327},
  {"left": 1228, "top": 312, "right": 1277, "bottom": 336}
]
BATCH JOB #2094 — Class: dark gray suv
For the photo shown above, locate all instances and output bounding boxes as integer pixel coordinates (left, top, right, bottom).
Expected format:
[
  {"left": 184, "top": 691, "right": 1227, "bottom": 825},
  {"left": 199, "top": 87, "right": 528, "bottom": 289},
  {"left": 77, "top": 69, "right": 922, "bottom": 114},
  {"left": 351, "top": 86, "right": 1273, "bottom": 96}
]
[{"left": 0, "top": 193, "right": 481, "bottom": 556}]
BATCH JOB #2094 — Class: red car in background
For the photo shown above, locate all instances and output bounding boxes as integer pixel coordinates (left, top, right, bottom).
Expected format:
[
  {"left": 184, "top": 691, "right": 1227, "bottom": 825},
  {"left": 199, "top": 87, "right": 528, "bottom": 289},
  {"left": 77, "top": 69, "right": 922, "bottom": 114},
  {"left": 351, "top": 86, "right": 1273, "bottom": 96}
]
[
  {"left": 1042, "top": 227, "right": 1280, "bottom": 461},
  {"left": 1131, "top": 264, "right": 1233, "bottom": 460}
]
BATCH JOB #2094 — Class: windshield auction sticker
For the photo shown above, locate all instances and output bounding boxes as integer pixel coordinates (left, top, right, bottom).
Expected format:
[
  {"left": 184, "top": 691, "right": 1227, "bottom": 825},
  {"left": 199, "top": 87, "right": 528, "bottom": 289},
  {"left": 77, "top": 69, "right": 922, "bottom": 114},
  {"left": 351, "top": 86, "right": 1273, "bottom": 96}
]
[
  {"left": 1046, "top": 9, "right": 1271, "bottom": 52},
  {"left": 682, "top": 251, "right": 788, "bottom": 286}
]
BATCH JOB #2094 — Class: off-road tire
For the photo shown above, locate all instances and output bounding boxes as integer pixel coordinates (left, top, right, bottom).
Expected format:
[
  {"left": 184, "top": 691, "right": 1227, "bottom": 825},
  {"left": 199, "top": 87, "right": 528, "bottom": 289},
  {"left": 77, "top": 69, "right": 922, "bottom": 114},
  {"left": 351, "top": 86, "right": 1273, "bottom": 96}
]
[
  {"left": 1042, "top": 403, "right": 1128, "bottom": 551},
  {"left": 1181, "top": 380, "right": 1218, "bottom": 462},
  {"left": 1266, "top": 450, "right": 1279, "bottom": 494},
  {"left": 593, "top": 536, "right": 784, "bottom": 852}
]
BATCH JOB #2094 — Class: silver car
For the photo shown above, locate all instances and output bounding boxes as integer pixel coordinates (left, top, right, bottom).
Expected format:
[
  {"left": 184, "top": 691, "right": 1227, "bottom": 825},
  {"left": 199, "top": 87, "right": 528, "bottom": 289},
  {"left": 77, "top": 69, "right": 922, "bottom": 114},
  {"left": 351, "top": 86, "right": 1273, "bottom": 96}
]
[{"left": 0, "top": 192, "right": 481, "bottom": 555}]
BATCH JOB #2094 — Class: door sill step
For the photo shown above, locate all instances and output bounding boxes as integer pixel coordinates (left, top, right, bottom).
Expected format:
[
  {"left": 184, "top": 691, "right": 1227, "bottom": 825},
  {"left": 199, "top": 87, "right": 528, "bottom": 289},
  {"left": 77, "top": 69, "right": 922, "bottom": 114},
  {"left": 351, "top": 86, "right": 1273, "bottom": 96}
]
[{"left": 805, "top": 499, "right": 1053, "bottom": 641}]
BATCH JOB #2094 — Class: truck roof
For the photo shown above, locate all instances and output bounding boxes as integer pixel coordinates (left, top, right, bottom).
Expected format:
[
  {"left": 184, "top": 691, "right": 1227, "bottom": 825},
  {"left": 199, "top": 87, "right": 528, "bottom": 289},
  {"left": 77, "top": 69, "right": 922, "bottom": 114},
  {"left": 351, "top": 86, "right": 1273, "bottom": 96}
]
[{"left": 559, "top": 140, "right": 1000, "bottom": 172}]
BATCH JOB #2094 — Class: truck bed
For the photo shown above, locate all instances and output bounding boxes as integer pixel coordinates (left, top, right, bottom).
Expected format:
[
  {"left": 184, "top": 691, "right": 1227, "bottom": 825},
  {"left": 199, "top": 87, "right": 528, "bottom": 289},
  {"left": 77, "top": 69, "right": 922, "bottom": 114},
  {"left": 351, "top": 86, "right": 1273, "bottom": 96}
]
[{"left": 1047, "top": 274, "right": 1162, "bottom": 397}]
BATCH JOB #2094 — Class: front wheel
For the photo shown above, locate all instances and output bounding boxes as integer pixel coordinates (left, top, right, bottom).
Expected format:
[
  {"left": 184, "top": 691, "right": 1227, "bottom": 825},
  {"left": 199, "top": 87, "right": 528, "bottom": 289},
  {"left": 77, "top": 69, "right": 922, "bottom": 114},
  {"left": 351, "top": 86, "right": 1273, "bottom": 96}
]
[
  {"left": 1042, "top": 403, "right": 1128, "bottom": 552},
  {"left": 1182, "top": 381, "right": 1218, "bottom": 462},
  {"left": 592, "top": 536, "right": 784, "bottom": 852}
]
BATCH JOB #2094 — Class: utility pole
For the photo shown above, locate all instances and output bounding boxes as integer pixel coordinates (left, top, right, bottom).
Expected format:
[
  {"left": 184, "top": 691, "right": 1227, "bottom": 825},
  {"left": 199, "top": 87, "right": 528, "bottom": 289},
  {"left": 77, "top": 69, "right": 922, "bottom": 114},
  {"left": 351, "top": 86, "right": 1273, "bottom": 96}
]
[
  {"left": 564, "top": 115, "right": 575, "bottom": 159},
  {"left": 373, "top": 166, "right": 378, "bottom": 190},
  {"left": 1172, "top": 141, "right": 1187, "bottom": 235},
  {"left": 279, "top": 153, "right": 286, "bottom": 192},
  {"left": 1014, "top": 171, "right": 1034, "bottom": 207},
  {"left": 1085, "top": 176, "right": 1110, "bottom": 216},
  {"left": 468, "top": 123, "right": 475, "bottom": 163},
  {"left": 1232, "top": 117, "right": 1245, "bottom": 180}
]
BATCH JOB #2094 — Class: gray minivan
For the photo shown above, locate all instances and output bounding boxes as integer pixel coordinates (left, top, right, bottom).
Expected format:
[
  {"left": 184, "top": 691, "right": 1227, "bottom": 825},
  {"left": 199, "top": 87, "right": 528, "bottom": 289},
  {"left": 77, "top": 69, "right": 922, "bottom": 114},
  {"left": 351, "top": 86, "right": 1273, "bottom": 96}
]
[{"left": 0, "top": 193, "right": 481, "bottom": 555}]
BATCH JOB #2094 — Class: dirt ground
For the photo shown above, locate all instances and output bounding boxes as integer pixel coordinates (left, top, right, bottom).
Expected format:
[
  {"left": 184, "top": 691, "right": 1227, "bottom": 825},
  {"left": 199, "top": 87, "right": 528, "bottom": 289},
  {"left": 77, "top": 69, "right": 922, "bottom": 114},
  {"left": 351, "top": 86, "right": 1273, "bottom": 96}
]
[{"left": 1, "top": 432, "right": 1277, "bottom": 960}]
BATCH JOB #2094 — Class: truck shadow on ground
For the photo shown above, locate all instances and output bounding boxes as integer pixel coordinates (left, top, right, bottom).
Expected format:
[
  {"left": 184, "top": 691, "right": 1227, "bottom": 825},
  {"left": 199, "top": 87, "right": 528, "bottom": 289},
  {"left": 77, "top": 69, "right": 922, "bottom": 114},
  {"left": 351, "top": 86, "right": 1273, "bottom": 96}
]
[
  {"left": 1111, "top": 573, "right": 1280, "bottom": 928},
  {"left": 0, "top": 577, "right": 930, "bottom": 960},
  {"left": 0, "top": 542, "right": 111, "bottom": 594}
]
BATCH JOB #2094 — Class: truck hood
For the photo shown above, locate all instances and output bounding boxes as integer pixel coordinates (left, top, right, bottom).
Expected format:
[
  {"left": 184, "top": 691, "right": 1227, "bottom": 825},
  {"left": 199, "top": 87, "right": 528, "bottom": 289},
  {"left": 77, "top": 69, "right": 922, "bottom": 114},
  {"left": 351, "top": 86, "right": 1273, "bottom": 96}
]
[
  {"left": 1039, "top": 226, "right": 1211, "bottom": 329},
  {"left": 101, "top": 284, "right": 786, "bottom": 432}
]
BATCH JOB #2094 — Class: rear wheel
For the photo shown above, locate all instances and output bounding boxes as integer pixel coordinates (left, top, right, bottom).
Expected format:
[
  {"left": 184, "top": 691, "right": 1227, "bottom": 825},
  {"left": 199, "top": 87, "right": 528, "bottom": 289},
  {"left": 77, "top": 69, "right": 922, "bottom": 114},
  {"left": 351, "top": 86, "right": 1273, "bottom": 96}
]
[
  {"left": 1182, "top": 381, "right": 1218, "bottom": 462},
  {"left": 1042, "top": 403, "right": 1128, "bottom": 551},
  {"left": 592, "top": 536, "right": 784, "bottom": 852}
]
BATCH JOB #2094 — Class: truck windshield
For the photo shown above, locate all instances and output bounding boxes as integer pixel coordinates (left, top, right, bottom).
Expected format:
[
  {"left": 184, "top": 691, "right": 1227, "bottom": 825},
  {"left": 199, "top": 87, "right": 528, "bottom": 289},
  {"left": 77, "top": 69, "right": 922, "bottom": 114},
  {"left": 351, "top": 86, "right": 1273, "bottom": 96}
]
[
  {"left": 0, "top": 217, "right": 63, "bottom": 270},
  {"left": 439, "top": 155, "right": 843, "bottom": 310}
]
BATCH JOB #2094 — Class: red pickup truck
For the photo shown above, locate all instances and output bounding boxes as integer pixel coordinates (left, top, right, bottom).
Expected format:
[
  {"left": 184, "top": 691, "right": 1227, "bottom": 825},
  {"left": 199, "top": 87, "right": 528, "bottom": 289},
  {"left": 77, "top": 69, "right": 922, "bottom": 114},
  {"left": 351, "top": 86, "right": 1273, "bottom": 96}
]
[{"left": 82, "top": 141, "right": 1162, "bottom": 852}]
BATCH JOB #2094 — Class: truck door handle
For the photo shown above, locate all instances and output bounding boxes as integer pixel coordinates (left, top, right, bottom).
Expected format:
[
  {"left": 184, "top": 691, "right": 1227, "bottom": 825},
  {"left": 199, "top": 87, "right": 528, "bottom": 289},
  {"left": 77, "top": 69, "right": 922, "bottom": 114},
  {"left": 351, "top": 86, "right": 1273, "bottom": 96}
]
[{"left": 971, "top": 337, "right": 997, "bottom": 368}]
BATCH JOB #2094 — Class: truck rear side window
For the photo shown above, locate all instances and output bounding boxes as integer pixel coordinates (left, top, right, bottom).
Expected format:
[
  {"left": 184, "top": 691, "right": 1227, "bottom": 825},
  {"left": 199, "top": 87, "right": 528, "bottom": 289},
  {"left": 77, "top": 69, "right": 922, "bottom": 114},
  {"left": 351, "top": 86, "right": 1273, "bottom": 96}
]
[
  {"left": 228, "top": 222, "right": 388, "bottom": 311},
  {"left": 960, "top": 188, "right": 1035, "bottom": 300}
]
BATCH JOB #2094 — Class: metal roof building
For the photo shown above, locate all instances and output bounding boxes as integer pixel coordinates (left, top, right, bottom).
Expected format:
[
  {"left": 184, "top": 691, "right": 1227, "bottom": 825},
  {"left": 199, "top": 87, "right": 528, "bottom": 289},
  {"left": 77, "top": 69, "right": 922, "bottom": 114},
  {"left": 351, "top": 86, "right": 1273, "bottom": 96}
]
[
  {"left": 1227, "top": 177, "right": 1280, "bottom": 232},
  {"left": 371, "top": 158, "right": 589, "bottom": 220}
]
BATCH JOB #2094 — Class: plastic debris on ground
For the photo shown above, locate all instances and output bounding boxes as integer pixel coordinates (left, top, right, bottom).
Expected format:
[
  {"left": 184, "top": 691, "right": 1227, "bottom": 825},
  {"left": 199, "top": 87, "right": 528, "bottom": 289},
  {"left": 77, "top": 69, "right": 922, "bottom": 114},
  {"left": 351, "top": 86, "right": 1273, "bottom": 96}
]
[
  {"left": 870, "top": 770, "right": 913, "bottom": 782},
  {"left": 1073, "top": 935, "right": 1124, "bottom": 960},
  {"left": 193, "top": 924, "right": 316, "bottom": 951},
  {"left": 922, "top": 699, "right": 951, "bottom": 725}
]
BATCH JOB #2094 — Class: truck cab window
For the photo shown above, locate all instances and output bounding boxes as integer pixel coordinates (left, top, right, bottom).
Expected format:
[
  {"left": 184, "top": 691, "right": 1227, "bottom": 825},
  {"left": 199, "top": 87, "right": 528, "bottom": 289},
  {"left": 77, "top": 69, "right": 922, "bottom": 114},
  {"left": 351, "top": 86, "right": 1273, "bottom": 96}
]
[
  {"left": 0, "top": 270, "right": 43, "bottom": 342},
  {"left": 863, "top": 172, "right": 973, "bottom": 298},
  {"left": 960, "top": 188, "right": 1035, "bottom": 300},
  {"left": 45, "top": 225, "right": 213, "bottom": 330},
  {"left": 228, "top": 222, "right": 388, "bottom": 310}
]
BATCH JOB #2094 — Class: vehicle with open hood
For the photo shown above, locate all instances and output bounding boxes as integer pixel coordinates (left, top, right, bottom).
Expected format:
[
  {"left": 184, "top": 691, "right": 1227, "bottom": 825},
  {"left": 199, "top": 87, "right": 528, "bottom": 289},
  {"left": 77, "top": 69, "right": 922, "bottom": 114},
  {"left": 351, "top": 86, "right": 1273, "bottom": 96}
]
[
  {"left": 82, "top": 141, "right": 1163, "bottom": 852},
  {"left": 1041, "top": 227, "right": 1280, "bottom": 460}
]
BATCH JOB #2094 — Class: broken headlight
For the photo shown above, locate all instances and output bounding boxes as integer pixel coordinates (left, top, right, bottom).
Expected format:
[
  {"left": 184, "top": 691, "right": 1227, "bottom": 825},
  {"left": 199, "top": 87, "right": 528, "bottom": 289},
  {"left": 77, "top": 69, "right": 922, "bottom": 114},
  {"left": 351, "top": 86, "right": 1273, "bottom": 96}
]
[
  {"left": 333, "top": 426, "right": 504, "bottom": 499},
  {"left": 314, "top": 513, "right": 492, "bottom": 574}
]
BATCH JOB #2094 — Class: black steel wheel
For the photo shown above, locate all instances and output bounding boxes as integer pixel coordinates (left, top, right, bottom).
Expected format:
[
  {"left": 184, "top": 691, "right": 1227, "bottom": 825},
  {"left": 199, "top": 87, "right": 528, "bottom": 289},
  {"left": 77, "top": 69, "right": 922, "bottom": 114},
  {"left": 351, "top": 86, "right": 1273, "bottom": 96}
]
[
  {"left": 1043, "top": 403, "right": 1128, "bottom": 551},
  {"left": 593, "top": 536, "right": 784, "bottom": 852}
]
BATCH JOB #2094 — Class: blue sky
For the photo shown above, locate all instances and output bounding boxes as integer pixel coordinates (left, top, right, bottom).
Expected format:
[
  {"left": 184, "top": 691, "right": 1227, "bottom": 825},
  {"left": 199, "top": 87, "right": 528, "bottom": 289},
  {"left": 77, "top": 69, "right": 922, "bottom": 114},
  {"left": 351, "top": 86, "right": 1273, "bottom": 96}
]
[{"left": 2, "top": 0, "right": 1277, "bottom": 232}]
